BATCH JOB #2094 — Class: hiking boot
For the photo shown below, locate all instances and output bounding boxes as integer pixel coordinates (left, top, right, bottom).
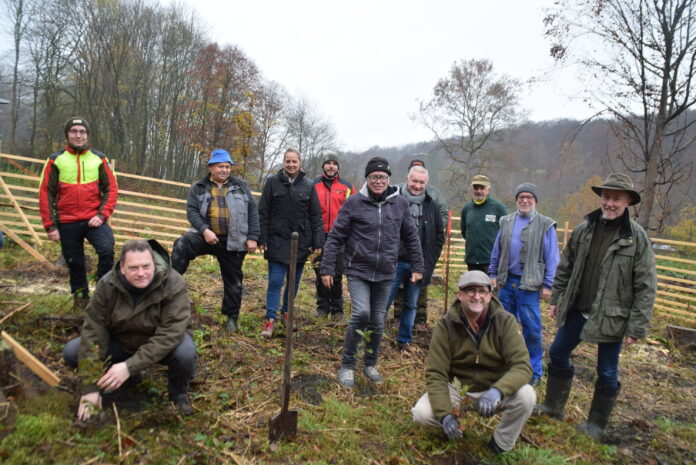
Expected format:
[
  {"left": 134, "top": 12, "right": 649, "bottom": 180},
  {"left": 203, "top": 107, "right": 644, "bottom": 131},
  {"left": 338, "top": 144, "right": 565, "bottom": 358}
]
[
  {"left": 398, "top": 342, "right": 415, "bottom": 353},
  {"left": 316, "top": 309, "right": 329, "bottom": 318},
  {"left": 363, "top": 366, "right": 383, "bottom": 384},
  {"left": 338, "top": 367, "right": 355, "bottom": 388},
  {"left": 225, "top": 317, "right": 237, "bottom": 333},
  {"left": 261, "top": 319, "right": 275, "bottom": 338},
  {"left": 173, "top": 394, "right": 193, "bottom": 416}
]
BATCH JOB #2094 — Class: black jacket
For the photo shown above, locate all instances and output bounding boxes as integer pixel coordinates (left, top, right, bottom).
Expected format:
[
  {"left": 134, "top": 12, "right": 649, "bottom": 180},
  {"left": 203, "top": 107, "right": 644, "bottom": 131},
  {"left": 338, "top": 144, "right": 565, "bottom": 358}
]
[
  {"left": 258, "top": 169, "right": 324, "bottom": 263},
  {"left": 397, "top": 191, "right": 445, "bottom": 285},
  {"left": 320, "top": 184, "right": 424, "bottom": 282}
]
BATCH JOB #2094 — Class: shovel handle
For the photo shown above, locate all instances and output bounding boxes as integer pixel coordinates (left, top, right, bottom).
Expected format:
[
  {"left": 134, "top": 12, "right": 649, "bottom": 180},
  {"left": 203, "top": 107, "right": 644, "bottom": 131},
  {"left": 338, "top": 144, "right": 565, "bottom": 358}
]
[{"left": 281, "top": 232, "right": 299, "bottom": 413}]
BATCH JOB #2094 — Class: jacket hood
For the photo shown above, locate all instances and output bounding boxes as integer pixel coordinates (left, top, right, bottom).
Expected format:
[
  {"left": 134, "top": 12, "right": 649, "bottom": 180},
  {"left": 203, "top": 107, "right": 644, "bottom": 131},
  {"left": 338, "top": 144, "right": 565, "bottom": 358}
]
[{"left": 112, "top": 239, "right": 171, "bottom": 291}]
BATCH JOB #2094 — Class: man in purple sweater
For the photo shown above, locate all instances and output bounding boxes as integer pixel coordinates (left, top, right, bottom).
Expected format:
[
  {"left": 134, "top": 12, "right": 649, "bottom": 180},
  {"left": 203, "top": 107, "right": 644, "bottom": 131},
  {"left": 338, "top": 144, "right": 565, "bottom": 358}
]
[{"left": 489, "top": 183, "right": 560, "bottom": 386}]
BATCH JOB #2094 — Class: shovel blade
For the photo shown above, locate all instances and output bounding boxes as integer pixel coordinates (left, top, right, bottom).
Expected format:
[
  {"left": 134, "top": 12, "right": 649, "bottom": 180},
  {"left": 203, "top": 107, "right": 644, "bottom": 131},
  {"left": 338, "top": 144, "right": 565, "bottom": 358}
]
[{"left": 268, "top": 409, "right": 298, "bottom": 441}]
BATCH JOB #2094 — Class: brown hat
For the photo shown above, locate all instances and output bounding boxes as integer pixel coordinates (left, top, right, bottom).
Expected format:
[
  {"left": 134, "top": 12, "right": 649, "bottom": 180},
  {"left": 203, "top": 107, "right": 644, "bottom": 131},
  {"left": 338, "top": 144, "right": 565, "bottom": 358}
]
[
  {"left": 591, "top": 173, "right": 641, "bottom": 205},
  {"left": 456, "top": 270, "right": 492, "bottom": 290},
  {"left": 471, "top": 174, "right": 491, "bottom": 187}
]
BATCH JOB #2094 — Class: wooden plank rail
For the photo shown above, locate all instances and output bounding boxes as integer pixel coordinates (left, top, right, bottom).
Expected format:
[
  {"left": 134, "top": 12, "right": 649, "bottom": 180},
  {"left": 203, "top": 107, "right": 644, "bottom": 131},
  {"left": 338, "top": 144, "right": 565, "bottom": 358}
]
[{"left": 2, "top": 152, "right": 695, "bottom": 326}]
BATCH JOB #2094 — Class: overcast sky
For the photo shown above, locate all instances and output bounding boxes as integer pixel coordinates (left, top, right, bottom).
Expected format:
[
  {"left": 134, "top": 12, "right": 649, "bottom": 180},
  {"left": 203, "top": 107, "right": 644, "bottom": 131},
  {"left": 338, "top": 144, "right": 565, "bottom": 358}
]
[{"left": 176, "top": 0, "right": 591, "bottom": 152}]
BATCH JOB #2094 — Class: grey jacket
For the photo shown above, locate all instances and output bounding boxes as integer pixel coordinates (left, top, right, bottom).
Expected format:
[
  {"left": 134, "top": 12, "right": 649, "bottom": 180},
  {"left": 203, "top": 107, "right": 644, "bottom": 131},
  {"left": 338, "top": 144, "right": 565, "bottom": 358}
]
[
  {"left": 550, "top": 209, "right": 656, "bottom": 342},
  {"left": 186, "top": 176, "right": 260, "bottom": 251}
]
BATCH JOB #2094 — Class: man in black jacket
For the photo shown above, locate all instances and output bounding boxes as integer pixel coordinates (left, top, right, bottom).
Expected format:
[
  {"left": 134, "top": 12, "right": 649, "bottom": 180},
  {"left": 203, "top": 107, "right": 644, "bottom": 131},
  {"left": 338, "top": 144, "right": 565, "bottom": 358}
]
[
  {"left": 386, "top": 165, "right": 445, "bottom": 349},
  {"left": 171, "top": 149, "right": 260, "bottom": 333},
  {"left": 258, "top": 148, "right": 324, "bottom": 337}
]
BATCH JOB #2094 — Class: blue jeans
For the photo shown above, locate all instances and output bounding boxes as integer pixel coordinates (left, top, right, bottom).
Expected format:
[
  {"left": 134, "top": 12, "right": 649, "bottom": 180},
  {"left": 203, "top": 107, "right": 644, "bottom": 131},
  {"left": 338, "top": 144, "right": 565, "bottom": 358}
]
[
  {"left": 548, "top": 308, "right": 623, "bottom": 389},
  {"left": 265, "top": 260, "right": 305, "bottom": 320},
  {"left": 386, "top": 262, "right": 423, "bottom": 344},
  {"left": 341, "top": 276, "right": 392, "bottom": 369},
  {"left": 497, "top": 275, "right": 543, "bottom": 380}
]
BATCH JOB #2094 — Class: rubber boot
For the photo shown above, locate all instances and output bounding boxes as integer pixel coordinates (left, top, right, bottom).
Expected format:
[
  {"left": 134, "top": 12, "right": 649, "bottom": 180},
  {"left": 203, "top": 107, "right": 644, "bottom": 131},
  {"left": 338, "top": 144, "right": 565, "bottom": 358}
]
[
  {"left": 578, "top": 383, "right": 620, "bottom": 440},
  {"left": 536, "top": 366, "right": 574, "bottom": 420}
]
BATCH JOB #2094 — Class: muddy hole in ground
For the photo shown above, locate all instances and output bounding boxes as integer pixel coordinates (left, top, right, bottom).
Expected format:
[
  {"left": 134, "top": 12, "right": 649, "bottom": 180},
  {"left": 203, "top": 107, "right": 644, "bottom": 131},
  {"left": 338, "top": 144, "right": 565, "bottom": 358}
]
[{"left": 292, "top": 373, "right": 333, "bottom": 405}]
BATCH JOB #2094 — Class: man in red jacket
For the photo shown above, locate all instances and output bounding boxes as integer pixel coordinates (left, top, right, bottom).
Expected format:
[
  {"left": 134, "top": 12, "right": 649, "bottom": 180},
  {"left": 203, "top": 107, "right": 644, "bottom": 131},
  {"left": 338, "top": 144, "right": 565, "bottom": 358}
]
[
  {"left": 312, "top": 154, "right": 354, "bottom": 320},
  {"left": 39, "top": 117, "right": 118, "bottom": 307}
]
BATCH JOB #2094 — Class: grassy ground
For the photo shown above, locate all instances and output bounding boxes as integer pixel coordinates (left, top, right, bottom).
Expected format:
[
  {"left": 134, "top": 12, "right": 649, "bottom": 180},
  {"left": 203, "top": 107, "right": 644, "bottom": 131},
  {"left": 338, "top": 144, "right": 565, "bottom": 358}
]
[{"left": 0, "top": 241, "right": 695, "bottom": 465}]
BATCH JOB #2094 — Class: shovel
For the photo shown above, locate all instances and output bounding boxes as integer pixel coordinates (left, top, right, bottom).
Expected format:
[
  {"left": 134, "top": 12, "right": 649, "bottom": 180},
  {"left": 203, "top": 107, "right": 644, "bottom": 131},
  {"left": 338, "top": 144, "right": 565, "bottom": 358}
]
[{"left": 269, "top": 231, "right": 299, "bottom": 441}]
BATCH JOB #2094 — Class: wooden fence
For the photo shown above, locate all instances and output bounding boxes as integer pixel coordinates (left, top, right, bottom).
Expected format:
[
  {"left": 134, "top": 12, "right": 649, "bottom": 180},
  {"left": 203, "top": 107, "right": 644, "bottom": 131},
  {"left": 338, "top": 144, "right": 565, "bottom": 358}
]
[{"left": 1, "top": 152, "right": 694, "bottom": 327}]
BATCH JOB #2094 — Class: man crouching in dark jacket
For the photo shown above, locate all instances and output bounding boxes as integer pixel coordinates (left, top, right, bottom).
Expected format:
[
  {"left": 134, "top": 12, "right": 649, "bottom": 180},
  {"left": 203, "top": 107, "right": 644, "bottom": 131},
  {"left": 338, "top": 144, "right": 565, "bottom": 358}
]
[
  {"left": 64, "top": 239, "right": 197, "bottom": 419},
  {"left": 321, "top": 157, "right": 424, "bottom": 389}
]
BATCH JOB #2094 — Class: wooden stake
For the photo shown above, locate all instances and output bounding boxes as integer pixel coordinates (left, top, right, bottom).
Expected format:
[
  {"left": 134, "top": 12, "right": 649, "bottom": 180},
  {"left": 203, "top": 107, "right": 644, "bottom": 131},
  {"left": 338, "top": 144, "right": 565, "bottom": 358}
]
[
  {"left": 0, "top": 175, "right": 42, "bottom": 245},
  {"left": 0, "top": 220, "right": 58, "bottom": 271},
  {"left": 0, "top": 331, "right": 61, "bottom": 387}
]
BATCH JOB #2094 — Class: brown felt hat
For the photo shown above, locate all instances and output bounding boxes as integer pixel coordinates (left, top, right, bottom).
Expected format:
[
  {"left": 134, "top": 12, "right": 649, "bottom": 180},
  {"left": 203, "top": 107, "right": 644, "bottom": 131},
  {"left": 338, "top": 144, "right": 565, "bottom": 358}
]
[
  {"left": 470, "top": 174, "right": 492, "bottom": 187},
  {"left": 591, "top": 173, "right": 641, "bottom": 205}
]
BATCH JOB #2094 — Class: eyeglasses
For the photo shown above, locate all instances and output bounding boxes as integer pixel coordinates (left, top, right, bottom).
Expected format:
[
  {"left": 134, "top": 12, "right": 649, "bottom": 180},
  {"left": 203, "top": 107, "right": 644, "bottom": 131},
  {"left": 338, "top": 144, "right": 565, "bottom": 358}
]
[
  {"left": 462, "top": 288, "right": 491, "bottom": 297},
  {"left": 517, "top": 195, "right": 535, "bottom": 201},
  {"left": 368, "top": 175, "right": 389, "bottom": 182},
  {"left": 69, "top": 129, "right": 88, "bottom": 135}
]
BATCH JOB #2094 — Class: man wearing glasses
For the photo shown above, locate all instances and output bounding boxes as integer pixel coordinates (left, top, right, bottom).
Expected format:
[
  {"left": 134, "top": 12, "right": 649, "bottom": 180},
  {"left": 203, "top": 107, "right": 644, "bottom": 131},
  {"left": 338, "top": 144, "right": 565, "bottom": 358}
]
[
  {"left": 321, "top": 157, "right": 424, "bottom": 389},
  {"left": 412, "top": 270, "right": 535, "bottom": 454},
  {"left": 460, "top": 174, "right": 508, "bottom": 273},
  {"left": 489, "top": 184, "right": 560, "bottom": 386},
  {"left": 39, "top": 117, "right": 118, "bottom": 308}
]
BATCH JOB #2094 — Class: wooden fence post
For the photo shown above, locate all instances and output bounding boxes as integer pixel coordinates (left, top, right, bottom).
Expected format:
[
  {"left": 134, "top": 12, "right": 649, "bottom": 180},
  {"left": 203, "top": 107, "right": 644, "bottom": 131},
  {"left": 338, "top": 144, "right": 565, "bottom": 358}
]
[{"left": 0, "top": 175, "right": 42, "bottom": 245}]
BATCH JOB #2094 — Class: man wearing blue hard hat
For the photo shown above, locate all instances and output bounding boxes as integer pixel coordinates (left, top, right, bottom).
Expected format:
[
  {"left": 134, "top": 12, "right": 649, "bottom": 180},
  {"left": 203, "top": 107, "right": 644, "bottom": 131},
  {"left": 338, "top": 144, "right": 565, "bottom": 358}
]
[{"left": 171, "top": 149, "right": 260, "bottom": 332}]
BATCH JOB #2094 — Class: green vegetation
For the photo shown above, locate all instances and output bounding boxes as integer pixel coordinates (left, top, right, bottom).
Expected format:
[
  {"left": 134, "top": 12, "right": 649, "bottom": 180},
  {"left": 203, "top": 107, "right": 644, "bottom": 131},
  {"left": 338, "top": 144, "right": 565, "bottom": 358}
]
[{"left": 0, "top": 241, "right": 694, "bottom": 464}]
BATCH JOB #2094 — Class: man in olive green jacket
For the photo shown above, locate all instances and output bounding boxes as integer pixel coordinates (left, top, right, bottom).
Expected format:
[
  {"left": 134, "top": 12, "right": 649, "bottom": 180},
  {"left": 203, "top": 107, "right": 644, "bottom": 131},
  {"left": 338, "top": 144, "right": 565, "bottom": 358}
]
[
  {"left": 412, "top": 271, "right": 535, "bottom": 454},
  {"left": 538, "top": 173, "right": 656, "bottom": 440},
  {"left": 64, "top": 239, "right": 196, "bottom": 420}
]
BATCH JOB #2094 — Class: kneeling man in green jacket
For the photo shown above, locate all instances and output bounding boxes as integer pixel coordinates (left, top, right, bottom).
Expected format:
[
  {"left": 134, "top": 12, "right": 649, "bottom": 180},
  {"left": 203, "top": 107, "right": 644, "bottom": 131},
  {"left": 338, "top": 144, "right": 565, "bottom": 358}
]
[
  {"left": 64, "top": 239, "right": 197, "bottom": 419},
  {"left": 412, "top": 271, "right": 535, "bottom": 454}
]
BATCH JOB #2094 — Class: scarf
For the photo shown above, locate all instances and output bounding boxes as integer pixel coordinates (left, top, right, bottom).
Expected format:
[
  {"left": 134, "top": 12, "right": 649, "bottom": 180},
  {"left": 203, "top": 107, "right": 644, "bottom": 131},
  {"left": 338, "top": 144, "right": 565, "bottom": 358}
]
[{"left": 401, "top": 185, "right": 426, "bottom": 223}]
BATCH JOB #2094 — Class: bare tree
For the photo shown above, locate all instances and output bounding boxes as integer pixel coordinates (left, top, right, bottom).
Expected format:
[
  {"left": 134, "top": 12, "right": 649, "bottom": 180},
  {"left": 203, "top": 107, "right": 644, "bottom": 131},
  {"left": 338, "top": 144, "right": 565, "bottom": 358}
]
[
  {"left": 415, "top": 58, "right": 523, "bottom": 198},
  {"left": 545, "top": 0, "right": 696, "bottom": 229},
  {"left": 250, "top": 80, "right": 290, "bottom": 184},
  {"left": 284, "top": 95, "right": 338, "bottom": 178},
  {"left": 2, "top": 0, "right": 33, "bottom": 153}
]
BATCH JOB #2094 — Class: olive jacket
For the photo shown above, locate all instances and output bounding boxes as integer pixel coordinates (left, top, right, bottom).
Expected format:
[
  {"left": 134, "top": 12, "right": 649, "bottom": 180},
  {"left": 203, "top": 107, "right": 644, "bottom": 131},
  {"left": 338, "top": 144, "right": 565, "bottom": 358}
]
[
  {"left": 550, "top": 208, "right": 656, "bottom": 343},
  {"left": 425, "top": 297, "right": 532, "bottom": 421}
]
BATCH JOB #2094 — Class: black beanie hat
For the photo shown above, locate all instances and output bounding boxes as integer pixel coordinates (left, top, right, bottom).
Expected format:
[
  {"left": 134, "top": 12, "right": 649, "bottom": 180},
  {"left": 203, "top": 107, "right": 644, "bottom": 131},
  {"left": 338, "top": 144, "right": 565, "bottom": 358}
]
[
  {"left": 365, "top": 157, "right": 391, "bottom": 177},
  {"left": 64, "top": 117, "right": 90, "bottom": 138}
]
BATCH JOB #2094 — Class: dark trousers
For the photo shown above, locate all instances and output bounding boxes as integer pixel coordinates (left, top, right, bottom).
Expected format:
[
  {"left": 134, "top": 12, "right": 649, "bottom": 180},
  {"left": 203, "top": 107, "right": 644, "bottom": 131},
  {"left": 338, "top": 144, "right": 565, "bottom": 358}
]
[
  {"left": 59, "top": 221, "right": 115, "bottom": 297},
  {"left": 313, "top": 250, "right": 345, "bottom": 315},
  {"left": 171, "top": 232, "right": 247, "bottom": 320},
  {"left": 63, "top": 333, "right": 197, "bottom": 399},
  {"left": 548, "top": 308, "right": 623, "bottom": 389},
  {"left": 467, "top": 263, "right": 490, "bottom": 273}
]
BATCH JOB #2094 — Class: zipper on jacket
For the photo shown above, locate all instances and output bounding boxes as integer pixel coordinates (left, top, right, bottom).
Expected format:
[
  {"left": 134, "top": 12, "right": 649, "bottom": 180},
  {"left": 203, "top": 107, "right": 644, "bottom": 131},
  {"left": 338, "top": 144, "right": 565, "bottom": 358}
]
[
  {"left": 77, "top": 154, "right": 83, "bottom": 184},
  {"left": 372, "top": 202, "right": 383, "bottom": 281}
]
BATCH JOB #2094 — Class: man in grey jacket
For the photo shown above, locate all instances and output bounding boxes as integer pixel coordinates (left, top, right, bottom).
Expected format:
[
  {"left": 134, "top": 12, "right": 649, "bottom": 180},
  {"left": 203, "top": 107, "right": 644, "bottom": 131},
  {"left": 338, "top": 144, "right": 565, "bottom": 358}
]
[
  {"left": 538, "top": 173, "right": 656, "bottom": 440},
  {"left": 171, "top": 149, "right": 260, "bottom": 332}
]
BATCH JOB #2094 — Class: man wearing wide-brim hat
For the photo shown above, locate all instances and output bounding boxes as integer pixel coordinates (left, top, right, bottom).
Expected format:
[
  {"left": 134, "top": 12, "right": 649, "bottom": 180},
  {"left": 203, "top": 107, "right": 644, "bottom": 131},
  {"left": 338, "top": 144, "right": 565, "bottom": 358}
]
[{"left": 537, "top": 173, "right": 656, "bottom": 441}]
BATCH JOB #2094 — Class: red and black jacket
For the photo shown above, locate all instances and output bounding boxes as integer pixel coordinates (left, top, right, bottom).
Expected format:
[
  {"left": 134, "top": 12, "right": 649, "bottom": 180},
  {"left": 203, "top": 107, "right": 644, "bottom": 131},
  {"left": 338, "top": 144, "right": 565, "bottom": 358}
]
[{"left": 313, "top": 174, "right": 354, "bottom": 233}]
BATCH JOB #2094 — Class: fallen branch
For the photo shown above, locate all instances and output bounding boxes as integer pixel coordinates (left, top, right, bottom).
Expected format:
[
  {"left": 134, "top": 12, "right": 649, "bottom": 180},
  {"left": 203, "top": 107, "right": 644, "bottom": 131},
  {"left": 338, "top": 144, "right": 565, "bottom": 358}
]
[
  {"left": 0, "top": 221, "right": 58, "bottom": 271},
  {"left": 114, "top": 404, "right": 123, "bottom": 461},
  {"left": 0, "top": 303, "right": 30, "bottom": 326}
]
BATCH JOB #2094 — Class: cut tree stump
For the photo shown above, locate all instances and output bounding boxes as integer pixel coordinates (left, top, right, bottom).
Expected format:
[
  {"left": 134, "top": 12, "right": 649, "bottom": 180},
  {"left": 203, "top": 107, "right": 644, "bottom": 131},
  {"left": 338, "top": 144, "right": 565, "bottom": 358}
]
[{"left": 665, "top": 324, "right": 696, "bottom": 351}]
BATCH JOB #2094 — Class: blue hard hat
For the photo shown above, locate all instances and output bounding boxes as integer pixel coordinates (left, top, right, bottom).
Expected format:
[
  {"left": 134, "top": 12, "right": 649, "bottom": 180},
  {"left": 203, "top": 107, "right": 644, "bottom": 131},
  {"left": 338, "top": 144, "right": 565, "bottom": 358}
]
[{"left": 208, "top": 149, "right": 234, "bottom": 165}]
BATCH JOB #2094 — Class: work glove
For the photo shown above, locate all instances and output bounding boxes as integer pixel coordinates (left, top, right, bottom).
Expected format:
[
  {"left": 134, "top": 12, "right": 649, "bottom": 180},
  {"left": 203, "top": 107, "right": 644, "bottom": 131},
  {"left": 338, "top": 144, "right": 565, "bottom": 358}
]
[
  {"left": 477, "top": 388, "right": 502, "bottom": 418},
  {"left": 441, "top": 414, "right": 462, "bottom": 440}
]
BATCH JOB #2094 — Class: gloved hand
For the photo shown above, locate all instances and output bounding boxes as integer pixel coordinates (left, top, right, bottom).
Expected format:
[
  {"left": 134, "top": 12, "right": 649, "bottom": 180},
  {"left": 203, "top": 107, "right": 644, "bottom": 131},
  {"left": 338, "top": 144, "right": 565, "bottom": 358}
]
[
  {"left": 441, "top": 414, "right": 462, "bottom": 440},
  {"left": 478, "top": 388, "right": 502, "bottom": 417}
]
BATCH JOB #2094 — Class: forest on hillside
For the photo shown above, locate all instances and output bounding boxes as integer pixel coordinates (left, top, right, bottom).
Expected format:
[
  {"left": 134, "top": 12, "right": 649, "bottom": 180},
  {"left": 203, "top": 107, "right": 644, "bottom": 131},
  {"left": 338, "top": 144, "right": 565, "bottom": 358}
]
[{"left": 1, "top": 0, "right": 695, "bottom": 234}]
